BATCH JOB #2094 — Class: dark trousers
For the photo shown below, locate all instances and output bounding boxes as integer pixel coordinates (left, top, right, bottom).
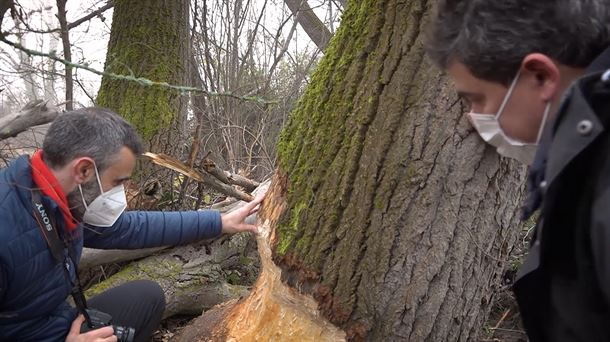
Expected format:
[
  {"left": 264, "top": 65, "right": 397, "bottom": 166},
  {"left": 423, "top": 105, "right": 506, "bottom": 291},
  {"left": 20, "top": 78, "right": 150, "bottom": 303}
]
[{"left": 88, "top": 280, "right": 166, "bottom": 342}]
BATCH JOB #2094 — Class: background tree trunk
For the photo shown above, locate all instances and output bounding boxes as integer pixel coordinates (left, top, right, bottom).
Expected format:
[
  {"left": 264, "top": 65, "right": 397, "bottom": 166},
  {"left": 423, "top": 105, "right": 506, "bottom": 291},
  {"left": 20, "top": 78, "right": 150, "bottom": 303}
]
[
  {"left": 96, "top": 0, "right": 189, "bottom": 154},
  {"left": 179, "top": 0, "right": 528, "bottom": 341}
]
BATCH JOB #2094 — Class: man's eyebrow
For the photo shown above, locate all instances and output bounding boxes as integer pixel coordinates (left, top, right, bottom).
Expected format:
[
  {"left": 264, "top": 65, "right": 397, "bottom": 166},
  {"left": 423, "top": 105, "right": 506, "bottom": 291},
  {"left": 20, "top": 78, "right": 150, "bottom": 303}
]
[{"left": 116, "top": 176, "right": 131, "bottom": 183}]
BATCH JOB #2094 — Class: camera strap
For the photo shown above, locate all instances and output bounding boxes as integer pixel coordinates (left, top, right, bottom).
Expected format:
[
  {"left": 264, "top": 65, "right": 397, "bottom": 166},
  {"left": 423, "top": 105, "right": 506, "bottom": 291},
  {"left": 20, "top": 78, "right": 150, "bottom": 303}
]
[{"left": 31, "top": 189, "right": 92, "bottom": 324}]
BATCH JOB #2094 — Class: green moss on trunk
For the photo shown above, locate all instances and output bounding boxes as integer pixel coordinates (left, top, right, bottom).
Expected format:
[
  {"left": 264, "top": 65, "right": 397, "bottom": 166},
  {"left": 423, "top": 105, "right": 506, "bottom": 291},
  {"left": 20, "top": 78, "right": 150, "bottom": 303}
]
[
  {"left": 96, "top": 0, "right": 188, "bottom": 144},
  {"left": 276, "top": 0, "right": 383, "bottom": 259}
]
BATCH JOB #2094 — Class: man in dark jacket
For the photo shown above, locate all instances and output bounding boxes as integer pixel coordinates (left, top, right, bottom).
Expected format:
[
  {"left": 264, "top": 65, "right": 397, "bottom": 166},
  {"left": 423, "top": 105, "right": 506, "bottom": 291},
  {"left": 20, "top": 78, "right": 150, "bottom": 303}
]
[
  {"left": 0, "top": 107, "right": 264, "bottom": 342},
  {"left": 426, "top": 0, "right": 610, "bottom": 341}
]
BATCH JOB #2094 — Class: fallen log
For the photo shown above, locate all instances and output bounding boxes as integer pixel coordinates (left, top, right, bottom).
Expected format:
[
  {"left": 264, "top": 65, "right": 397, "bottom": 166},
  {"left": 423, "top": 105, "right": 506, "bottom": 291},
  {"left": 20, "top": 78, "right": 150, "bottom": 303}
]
[
  {"left": 79, "top": 247, "right": 167, "bottom": 271},
  {"left": 84, "top": 182, "right": 269, "bottom": 318},
  {"left": 85, "top": 233, "right": 257, "bottom": 319},
  {"left": 80, "top": 182, "right": 267, "bottom": 271}
]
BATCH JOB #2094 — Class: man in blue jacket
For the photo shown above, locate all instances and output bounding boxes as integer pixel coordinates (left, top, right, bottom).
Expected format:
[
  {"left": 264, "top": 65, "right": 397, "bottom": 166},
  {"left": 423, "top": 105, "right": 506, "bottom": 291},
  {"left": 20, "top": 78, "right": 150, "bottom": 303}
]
[{"left": 0, "top": 107, "right": 264, "bottom": 342}]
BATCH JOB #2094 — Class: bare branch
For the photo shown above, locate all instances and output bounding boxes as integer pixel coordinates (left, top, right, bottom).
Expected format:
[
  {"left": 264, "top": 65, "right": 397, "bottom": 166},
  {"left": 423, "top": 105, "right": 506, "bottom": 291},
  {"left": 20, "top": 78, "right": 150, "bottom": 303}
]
[
  {"left": 202, "top": 157, "right": 260, "bottom": 192},
  {"left": 284, "top": 0, "right": 332, "bottom": 50},
  {"left": 0, "top": 100, "right": 60, "bottom": 140},
  {"left": 142, "top": 152, "right": 255, "bottom": 202},
  {"left": 9, "top": 1, "right": 113, "bottom": 35},
  {"left": 56, "top": 0, "right": 73, "bottom": 110},
  {"left": 67, "top": 1, "right": 113, "bottom": 30}
]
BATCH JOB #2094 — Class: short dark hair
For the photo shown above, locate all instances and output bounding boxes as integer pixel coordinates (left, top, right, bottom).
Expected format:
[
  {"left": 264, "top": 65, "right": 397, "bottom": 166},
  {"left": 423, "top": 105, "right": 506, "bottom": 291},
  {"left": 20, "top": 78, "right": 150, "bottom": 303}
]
[
  {"left": 43, "top": 107, "right": 143, "bottom": 171},
  {"left": 425, "top": 0, "right": 610, "bottom": 84}
]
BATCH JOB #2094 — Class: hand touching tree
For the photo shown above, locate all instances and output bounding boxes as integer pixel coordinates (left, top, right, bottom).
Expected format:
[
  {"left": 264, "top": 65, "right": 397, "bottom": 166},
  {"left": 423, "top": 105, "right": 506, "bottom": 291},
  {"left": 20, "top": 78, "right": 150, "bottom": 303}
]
[{"left": 221, "top": 192, "right": 266, "bottom": 234}]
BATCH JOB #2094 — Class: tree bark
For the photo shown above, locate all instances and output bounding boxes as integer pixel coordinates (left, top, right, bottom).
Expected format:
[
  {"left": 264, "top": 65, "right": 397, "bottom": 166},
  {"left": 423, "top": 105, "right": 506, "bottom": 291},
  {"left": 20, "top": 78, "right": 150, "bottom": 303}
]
[
  {"left": 96, "top": 0, "right": 189, "bottom": 154},
  {"left": 178, "top": 0, "right": 527, "bottom": 341}
]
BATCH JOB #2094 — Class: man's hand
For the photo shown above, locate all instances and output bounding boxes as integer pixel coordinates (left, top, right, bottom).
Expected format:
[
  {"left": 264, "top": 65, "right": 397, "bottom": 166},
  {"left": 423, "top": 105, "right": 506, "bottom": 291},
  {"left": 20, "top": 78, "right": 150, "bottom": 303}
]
[
  {"left": 221, "top": 192, "right": 266, "bottom": 234},
  {"left": 65, "top": 315, "right": 116, "bottom": 342}
]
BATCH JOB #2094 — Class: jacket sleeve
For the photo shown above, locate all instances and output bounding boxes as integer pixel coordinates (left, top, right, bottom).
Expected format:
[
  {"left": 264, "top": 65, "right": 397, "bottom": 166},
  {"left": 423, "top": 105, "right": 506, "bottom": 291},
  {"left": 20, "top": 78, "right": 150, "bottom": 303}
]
[{"left": 83, "top": 210, "right": 222, "bottom": 249}]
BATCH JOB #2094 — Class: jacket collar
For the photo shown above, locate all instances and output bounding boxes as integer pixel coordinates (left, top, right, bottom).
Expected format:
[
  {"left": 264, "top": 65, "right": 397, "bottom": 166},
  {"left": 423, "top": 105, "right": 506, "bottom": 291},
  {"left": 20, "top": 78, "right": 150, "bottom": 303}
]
[
  {"left": 7, "top": 155, "right": 67, "bottom": 230},
  {"left": 545, "top": 76, "right": 605, "bottom": 186},
  {"left": 522, "top": 46, "right": 610, "bottom": 218}
]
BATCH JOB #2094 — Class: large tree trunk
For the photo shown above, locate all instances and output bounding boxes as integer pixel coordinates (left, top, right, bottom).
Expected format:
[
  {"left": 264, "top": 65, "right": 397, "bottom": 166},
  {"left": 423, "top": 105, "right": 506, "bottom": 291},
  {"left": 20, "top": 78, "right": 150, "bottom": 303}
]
[
  {"left": 178, "top": 0, "right": 528, "bottom": 341},
  {"left": 96, "top": 0, "right": 189, "bottom": 154}
]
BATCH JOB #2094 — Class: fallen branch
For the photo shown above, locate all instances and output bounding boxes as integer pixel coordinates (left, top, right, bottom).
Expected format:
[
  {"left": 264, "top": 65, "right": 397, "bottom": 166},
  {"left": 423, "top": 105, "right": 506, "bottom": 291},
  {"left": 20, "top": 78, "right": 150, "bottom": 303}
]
[
  {"left": 143, "top": 152, "right": 254, "bottom": 202},
  {"left": 202, "top": 157, "right": 260, "bottom": 192},
  {"left": 0, "top": 100, "right": 60, "bottom": 140}
]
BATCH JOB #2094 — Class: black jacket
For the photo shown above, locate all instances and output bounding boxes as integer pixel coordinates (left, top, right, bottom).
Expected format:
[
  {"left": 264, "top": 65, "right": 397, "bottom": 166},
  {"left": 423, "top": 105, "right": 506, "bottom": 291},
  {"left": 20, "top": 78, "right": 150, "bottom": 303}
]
[{"left": 514, "top": 66, "right": 610, "bottom": 341}]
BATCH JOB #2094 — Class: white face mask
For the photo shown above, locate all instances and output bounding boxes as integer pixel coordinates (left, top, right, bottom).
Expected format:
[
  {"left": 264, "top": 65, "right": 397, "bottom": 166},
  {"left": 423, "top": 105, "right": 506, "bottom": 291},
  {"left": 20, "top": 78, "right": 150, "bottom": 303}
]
[
  {"left": 467, "top": 71, "right": 551, "bottom": 165},
  {"left": 79, "top": 164, "right": 127, "bottom": 227}
]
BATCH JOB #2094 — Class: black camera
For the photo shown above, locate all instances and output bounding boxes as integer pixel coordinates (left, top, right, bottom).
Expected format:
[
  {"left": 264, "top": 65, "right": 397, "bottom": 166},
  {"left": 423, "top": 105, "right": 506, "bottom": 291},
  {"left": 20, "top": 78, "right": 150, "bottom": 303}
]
[{"left": 80, "top": 309, "right": 135, "bottom": 342}]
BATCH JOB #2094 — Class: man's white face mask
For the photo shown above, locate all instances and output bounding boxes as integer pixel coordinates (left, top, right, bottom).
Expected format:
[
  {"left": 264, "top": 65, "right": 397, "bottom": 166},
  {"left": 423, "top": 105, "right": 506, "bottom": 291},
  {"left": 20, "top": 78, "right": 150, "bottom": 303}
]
[
  {"left": 467, "top": 71, "right": 551, "bottom": 165},
  {"left": 79, "top": 163, "right": 127, "bottom": 227}
]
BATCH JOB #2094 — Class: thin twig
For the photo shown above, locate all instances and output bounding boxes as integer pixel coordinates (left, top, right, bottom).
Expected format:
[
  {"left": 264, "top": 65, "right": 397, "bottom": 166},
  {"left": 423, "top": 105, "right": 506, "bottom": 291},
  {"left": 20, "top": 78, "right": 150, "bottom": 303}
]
[{"left": 492, "top": 309, "right": 511, "bottom": 331}]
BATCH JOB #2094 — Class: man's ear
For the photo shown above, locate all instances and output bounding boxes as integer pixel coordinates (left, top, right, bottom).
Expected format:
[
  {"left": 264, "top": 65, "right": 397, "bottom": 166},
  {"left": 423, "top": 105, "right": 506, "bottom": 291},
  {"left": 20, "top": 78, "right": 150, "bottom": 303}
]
[
  {"left": 72, "top": 157, "right": 96, "bottom": 184},
  {"left": 521, "top": 53, "right": 561, "bottom": 102}
]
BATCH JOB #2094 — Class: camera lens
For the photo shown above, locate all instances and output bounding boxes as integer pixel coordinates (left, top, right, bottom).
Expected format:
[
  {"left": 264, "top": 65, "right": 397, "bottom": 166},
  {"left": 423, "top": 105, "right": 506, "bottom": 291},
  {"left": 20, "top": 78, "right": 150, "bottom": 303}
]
[{"left": 114, "top": 325, "right": 136, "bottom": 342}]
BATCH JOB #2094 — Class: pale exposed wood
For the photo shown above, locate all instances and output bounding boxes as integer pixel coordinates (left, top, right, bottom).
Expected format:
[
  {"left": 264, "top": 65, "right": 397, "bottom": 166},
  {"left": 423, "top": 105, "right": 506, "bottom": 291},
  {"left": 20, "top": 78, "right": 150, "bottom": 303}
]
[{"left": 173, "top": 176, "right": 345, "bottom": 341}]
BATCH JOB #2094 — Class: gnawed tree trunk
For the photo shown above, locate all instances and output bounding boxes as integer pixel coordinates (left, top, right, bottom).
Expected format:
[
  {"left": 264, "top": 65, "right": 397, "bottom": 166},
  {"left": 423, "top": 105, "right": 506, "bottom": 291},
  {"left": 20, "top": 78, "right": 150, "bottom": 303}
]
[
  {"left": 177, "top": 0, "right": 527, "bottom": 341},
  {"left": 96, "top": 0, "right": 189, "bottom": 154}
]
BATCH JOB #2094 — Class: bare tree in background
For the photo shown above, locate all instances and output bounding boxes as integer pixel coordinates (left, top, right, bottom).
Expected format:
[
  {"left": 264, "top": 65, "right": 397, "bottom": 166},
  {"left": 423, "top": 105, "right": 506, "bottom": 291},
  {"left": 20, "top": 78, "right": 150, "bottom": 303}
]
[{"left": 190, "top": 0, "right": 337, "bottom": 183}]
